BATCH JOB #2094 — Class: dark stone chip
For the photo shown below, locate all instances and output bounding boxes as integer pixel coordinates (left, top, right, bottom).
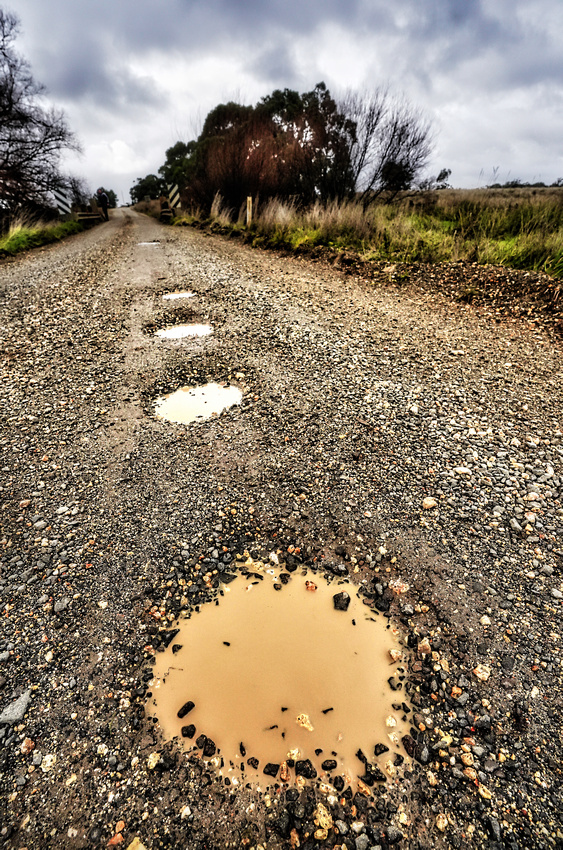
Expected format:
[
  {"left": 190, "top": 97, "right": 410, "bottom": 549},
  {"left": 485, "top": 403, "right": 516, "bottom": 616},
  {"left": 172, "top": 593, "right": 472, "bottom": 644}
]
[
  {"left": 177, "top": 700, "right": 195, "bottom": 719},
  {"left": 263, "top": 763, "right": 280, "bottom": 778},
  {"left": 400, "top": 735, "right": 415, "bottom": 757},
  {"left": 333, "top": 591, "right": 351, "bottom": 611},
  {"left": 295, "top": 759, "right": 317, "bottom": 779},
  {"left": 239, "top": 742, "right": 246, "bottom": 757},
  {"left": 279, "top": 573, "right": 291, "bottom": 584},
  {"left": 374, "top": 743, "right": 390, "bottom": 757},
  {"left": 203, "top": 738, "right": 216, "bottom": 757},
  {"left": 181, "top": 724, "right": 195, "bottom": 738},
  {"left": 321, "top": 759, "right": 337, "bottom": 771},
  {"left": 195, "top": 734, "right": 206, "bottom": 749},
  {"left": 219, "top": 573, "right": 237, "bottom": 584},
  {"left": 247, "top": 757, "right": 259, "bottom": 769},
  {"left": 161, "top": 629, "right": 180, "bottom": 648},
  {"left": 332, "top": 775, "right": 345, "bottom": 792},
  {"left": 171, "top": 644, "right": 182, "bottom": 654}
]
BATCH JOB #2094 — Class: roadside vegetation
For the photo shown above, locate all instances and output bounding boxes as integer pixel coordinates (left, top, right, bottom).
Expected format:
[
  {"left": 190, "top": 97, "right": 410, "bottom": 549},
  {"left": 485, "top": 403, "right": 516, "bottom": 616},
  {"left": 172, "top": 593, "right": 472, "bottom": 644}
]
[
  {"left": 0, "top": 216, "right": 82, "bottom": 256},
  {"left": 168, "top": 187, "right": 563, "bottom": 281}
]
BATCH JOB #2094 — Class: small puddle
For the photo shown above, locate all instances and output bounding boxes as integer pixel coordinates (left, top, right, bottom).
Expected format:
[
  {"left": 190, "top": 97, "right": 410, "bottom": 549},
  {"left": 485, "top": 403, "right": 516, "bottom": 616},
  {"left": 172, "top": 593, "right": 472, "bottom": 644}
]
[
  {"left": 137, "top": 241, "right": 160, "bottom": 246},
  {"left": 155, "top": 324, "right": 212, "bottom": 340},
  {"left": 148, "top": 567, "right": 410, "bottom": 788},
  {"left": 154, "top": 382, "right": 242, "bottom": 425},
  {"left": 163, "top": 292, "right": 195, "bottom": 300}
]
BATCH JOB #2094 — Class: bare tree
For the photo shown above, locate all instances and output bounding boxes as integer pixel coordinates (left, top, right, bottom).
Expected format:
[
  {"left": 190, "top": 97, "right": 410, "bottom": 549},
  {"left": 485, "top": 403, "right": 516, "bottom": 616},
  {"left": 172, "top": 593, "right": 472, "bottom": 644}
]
[
  {"left": 340, "top": 87, "right": 433, "bottom": 205},
  {"left": 0, "top": 9, "right": 80, "bottom": 214}
]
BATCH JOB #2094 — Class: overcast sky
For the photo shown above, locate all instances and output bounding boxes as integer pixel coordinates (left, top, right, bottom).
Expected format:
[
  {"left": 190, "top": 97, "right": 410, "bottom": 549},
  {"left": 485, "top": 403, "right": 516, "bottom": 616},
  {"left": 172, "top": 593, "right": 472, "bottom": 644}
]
[{"left": 12, "top": 0, "right": 563, "bottom": 202}]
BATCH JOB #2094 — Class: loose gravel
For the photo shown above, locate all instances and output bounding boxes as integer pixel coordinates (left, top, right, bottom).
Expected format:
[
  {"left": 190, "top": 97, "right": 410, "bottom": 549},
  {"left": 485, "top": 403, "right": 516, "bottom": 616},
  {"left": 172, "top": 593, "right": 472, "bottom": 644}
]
[{"left": 0, "top": 209, "right": 562, "bottom": 849}]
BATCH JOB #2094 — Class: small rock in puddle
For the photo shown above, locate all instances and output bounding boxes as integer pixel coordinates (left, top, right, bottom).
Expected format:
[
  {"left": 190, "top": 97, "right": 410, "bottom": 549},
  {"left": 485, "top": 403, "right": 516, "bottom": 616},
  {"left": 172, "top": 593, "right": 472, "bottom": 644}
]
[
  {"left": 148, "top": 565, "right": 410, "bottom": 788},
  {"left": 163, "top": 291, "right": 195, "bottom": 300},
  {"left": 155, "top": 324, "right": 212, "bottom": 340},
  {"left": 154, "top": 382, "right": 242, "bottom": 425}
]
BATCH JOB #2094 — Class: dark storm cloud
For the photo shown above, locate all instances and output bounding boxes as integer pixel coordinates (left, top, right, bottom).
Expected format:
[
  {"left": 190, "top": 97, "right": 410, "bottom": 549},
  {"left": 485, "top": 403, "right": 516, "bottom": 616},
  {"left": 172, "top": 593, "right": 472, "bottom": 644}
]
[{"left": 17, "top": 0, "right": 563, "bottom": 105}]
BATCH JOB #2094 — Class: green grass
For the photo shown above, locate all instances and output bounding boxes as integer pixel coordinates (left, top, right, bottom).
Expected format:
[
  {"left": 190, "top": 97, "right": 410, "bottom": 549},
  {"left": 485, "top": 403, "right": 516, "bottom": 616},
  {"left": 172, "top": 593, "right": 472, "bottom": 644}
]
[
  {"left": 172, "top": 187, "right": 563, "bottom": 280},
  {"left": 0, "top": 219, "right": 84, "bottom": 256}
]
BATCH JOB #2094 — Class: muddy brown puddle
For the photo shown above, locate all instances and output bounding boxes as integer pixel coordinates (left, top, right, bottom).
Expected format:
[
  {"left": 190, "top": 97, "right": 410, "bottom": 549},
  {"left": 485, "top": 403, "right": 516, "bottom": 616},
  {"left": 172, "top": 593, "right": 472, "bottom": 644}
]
[
  {"left": 154, "top": 382, "right": 242, "bottom": 425},
  {"left": 148, "top": 566, "right": 410, "bottom": 788}
]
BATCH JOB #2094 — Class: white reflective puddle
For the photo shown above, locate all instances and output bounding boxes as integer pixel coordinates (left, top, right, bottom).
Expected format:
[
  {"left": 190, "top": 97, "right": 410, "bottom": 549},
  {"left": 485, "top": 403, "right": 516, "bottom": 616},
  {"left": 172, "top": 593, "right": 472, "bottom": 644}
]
[
  {"left": 155, "top": 324, "right": 212, "bottom": 340},
  {"left": 163, "top": 292, "right": 195, "bottom": 300},
  {"left": 137, "top": 241, "right": 161, "bottom": 246},
  {"left": 155, "top": 382, "right": 242, "bottom": 424}
]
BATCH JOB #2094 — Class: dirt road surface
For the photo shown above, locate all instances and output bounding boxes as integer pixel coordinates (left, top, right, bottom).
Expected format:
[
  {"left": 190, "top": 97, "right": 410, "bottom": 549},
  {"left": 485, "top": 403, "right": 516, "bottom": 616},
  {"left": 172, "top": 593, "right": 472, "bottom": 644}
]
[{"left": 1, "top": 209, "right": 562, "bottom": 849}]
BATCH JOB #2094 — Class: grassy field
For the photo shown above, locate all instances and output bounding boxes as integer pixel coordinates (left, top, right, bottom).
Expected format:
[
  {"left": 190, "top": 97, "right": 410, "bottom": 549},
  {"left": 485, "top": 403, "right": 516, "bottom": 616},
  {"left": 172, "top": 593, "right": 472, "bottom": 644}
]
[
  {"left": 0, "top": 217, "right": 83, "bottom": 257},
  {"left": 171, "top": 187, "right": 563, "bottom": 280}
]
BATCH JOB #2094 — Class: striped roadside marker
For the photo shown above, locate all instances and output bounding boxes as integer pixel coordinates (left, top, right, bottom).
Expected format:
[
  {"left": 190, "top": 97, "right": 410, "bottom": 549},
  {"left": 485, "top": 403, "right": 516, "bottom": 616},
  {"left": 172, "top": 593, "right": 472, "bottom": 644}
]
[
  {"left": 167, "top": 183, "right": 181, "bottom": 209},
  {"left": 52, "top": 188, "right": 72, "bottom": 216}
]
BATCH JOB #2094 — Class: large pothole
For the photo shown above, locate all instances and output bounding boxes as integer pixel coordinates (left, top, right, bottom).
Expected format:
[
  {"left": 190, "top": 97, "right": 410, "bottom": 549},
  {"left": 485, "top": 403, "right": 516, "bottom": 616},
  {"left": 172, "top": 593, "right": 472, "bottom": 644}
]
[
  {"left": 154, "top": 382, "right": 242, "bottom": 424},
  {"left": 147, "top": 559, "right": 410, "bottom": 790}
]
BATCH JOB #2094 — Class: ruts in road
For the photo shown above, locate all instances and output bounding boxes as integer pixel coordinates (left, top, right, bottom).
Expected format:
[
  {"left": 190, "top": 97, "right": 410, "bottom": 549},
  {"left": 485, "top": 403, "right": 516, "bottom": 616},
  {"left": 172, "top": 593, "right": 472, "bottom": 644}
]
[{"left": 0, "top": 208, "right": 562, "bottom": 849}]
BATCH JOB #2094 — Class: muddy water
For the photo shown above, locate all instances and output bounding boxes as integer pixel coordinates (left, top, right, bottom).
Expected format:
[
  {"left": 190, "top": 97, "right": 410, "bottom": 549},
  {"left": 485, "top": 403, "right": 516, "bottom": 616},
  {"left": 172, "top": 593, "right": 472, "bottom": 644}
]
[
  {"left": 155, "top": 324, "right": 212, "bottom": 339},
  {"left": 148, "top": 568, "right": 410, "bottom": 787},
  {"left": 154, "top": 382, "right": 242, "bottom": 425},
  {"left": 162, "top": 292, "right": 195, "bottom": 300}
]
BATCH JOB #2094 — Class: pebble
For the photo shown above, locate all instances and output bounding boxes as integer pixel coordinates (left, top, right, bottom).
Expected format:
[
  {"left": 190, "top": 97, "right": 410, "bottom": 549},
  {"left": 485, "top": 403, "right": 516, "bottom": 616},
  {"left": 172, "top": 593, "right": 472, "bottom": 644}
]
[{"left": 0, "top": 689, "right": 31, "bottom": 724}]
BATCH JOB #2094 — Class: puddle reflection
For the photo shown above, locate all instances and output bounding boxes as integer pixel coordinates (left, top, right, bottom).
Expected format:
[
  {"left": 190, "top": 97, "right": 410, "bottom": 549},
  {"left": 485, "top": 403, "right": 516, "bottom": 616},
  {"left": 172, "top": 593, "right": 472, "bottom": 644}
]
[
  {"left": 155, "top": 324, "right": 212, "bottom": 340},
  {"left": 163, "top": 292, "right": 195, "bottom": 300},
  {"left": 154, "top": 382, "right": 242, "bottom": 424}
]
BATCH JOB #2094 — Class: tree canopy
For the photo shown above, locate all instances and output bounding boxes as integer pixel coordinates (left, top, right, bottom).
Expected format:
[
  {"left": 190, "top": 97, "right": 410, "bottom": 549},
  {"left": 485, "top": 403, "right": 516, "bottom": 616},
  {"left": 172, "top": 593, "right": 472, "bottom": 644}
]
[
  {"left": 131, "top": 82, "right": 434, "bottom": 212},
  {"left": 0, "top": 9, "right": 80, "bottom": 216}
]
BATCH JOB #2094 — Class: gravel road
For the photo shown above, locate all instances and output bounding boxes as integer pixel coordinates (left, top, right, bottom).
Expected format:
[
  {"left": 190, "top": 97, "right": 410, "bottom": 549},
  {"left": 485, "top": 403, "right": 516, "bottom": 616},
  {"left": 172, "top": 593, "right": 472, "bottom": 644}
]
[{"left": 1, "top": 208, "right": 562, "bottom": 849}]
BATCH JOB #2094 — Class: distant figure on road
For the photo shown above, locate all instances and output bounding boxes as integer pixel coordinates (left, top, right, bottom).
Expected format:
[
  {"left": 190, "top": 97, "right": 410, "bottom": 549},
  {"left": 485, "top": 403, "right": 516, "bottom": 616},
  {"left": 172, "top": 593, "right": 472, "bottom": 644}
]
[{"left": 97, "top": 188, "right": 109, "bottom": 221}]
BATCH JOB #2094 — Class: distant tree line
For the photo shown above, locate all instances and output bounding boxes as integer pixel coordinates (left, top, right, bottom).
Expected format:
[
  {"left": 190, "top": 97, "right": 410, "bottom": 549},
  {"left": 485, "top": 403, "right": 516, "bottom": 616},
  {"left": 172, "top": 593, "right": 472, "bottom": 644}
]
[
  {"left": 488, "top": 178, "right": 563, "bottom": 189},
  {"left": 130, "top": 83, "right": 438, "bottom": 212}
]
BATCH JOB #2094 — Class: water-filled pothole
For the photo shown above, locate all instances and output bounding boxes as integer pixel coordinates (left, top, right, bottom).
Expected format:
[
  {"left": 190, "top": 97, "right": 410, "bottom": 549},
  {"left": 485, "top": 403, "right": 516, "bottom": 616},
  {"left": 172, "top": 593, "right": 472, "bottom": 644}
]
[
  {"left": 154, "top": 382, "right": 242, "bottom": 424},
  {"left": 155, "top": 324, "right": 212, "bottom": 339},
  {"left": 148, "top": 565, "right": 410, "bottom": 789},
  {"left": 163, "top": 291, "right": 195, "bottom": 300}
]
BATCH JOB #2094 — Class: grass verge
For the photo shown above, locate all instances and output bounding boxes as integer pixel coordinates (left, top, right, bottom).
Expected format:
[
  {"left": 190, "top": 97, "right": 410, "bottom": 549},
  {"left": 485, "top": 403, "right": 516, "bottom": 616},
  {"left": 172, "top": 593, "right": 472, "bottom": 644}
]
[
  {"left": 172, "top": 189, "right": 563, "bottom": 281},
  {"left": 0, "top": 219, "right": 84, "bottom": 257}
]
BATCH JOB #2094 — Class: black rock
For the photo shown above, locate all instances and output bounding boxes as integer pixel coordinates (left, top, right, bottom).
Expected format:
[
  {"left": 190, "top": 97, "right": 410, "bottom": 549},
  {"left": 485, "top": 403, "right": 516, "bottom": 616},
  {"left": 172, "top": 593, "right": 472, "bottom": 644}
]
[
  {"left": 274, "top": 810, "right": 292, "bottom": 838},
  {"left": 374, "top": 742, "right": 390, "bottom": 757},
  {"left": 263, "top": 762, "right": 280, "bottom": 778},
  {"left": 177, "top": 700, "right": 195, "bottom": 719},
  {"left": 321, "top": 759, "right": 337, "bottom": 771},
  {"left": 195, "top": 734, "right": 206, "bottom": 749},
  {"left": 172, "top": 644, "right": 182, "bottom": 654},
  {"left": 181, "top": 725, "right": 195, "bottom": 738},
  {"left": 219, "top": 572, "right": 237, "bottom": 584},
  {"left": 161, "top": 628, "right": 180, "bottom": 648},
  {"left": 248, "top": 757, "right": 259, "bottom": 769},
  {"left": 203, "top": 737, "right": 216, "bottom": 757},
  {"left": 333, "top": 591, "right": 351, "bottom": 611},
  {"left": 332, "top": 775, "right": 345, "bottom": 792},
  {"left": 335, "top": 545, "right": 348, "bottom": 558},
  {"left": 295, "top": 759, "right": 317, "bottom": 779}
]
